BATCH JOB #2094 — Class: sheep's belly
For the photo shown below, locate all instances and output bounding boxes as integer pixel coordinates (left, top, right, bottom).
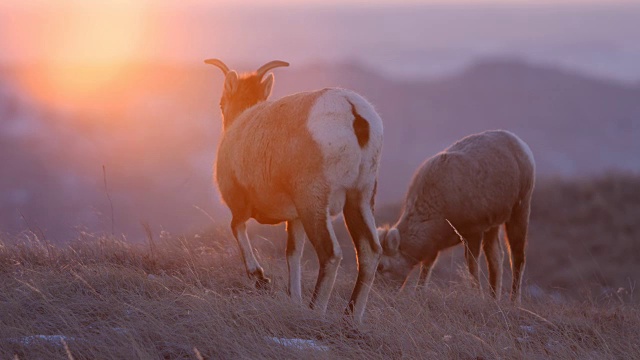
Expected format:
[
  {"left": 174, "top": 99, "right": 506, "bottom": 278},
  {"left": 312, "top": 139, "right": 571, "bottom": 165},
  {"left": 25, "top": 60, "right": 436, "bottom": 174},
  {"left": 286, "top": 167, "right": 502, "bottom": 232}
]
[
  {"left": 250, "top": 189, "right": 347, "bottom": 224},
  {"left": 251, "top": 194, "right": 298, "bottom": 224}
]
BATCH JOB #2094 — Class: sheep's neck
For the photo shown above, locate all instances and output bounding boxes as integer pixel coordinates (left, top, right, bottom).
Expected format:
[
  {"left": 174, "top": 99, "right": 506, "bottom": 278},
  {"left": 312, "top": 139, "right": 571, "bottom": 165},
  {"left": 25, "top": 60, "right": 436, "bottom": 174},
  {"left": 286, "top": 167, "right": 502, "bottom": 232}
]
[
  {"left": 394, "top": 217, "right": 423, "bottom": 266},
  {"left": 222, "top": 99, "right": 266, "bottom": 130}
]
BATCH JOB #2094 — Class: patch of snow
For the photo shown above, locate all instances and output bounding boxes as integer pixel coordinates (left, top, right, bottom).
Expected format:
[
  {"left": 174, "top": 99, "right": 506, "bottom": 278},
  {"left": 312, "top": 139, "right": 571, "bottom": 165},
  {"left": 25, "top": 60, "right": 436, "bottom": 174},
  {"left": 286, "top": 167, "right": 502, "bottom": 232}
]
[
  {"left": 550, "top": 291, "right": 564, "bottom": 304},
  {"left": 267, "top": 337, "right": 329, "bottom": 351},
  {"left": 526, "top": 284, "right": 545, "bottom": 300},
  {"left": 6, "top": 335, "right": 76, "bottom": 346},
  {"left": 520, "top": 325, "right": 536, "bottom": 335}
]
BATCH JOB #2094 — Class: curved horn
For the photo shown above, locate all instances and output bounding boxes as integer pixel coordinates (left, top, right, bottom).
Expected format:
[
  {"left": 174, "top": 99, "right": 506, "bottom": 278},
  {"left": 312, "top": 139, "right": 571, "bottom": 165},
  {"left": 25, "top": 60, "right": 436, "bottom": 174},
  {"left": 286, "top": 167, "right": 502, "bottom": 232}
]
[
  {"left": 204, "top": 58, "right": 230, "bottom": 75},
  {"left": 256, "top": 60, "right": 289, "bottom": 79}
]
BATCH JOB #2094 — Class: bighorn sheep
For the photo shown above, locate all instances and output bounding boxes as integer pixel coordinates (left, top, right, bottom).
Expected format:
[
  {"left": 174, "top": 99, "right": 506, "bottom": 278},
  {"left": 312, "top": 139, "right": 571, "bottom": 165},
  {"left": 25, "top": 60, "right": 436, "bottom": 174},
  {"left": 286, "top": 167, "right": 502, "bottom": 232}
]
[
  {"left": 376, "top": 130, "right": 534, "bottom": 302},
  {"left": 205, "top": 59, "right": 384, "bottom": 323}
]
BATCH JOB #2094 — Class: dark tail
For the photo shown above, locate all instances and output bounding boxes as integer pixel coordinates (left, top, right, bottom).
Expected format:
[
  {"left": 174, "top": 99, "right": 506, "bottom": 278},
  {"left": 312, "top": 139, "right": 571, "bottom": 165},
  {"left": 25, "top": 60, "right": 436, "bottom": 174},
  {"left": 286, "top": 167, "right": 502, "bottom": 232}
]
[{"left": 348, "top": 101, "right": 370, "bottom": 148}]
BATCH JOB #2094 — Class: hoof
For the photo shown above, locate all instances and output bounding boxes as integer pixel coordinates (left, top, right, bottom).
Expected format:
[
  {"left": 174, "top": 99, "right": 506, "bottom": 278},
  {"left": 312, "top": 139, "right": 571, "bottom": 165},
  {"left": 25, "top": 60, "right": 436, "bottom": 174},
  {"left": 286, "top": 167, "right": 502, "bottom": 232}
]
[
  {"left": 254, "top": 276, "right": 272, "bottom": 290},
  {"left": 340, "top": 317, "right": 363, "bottom": 339},
  {"left": 249, "top": 269, "right": 271, "bottom": 290}
]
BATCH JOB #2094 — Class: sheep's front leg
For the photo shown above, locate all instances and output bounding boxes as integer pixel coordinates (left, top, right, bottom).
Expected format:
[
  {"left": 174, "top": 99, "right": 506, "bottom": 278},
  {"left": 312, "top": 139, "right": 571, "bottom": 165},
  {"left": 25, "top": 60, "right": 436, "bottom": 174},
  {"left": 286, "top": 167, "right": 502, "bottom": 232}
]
[
  {"left": 231, "top": 218, "right": 270, "bottom": 288},
  {"left": 286, "top": 219, "right": 306, "bottom": 302},
  {"left": 417, "top": 251, "right": 439, "bottom": 291}
]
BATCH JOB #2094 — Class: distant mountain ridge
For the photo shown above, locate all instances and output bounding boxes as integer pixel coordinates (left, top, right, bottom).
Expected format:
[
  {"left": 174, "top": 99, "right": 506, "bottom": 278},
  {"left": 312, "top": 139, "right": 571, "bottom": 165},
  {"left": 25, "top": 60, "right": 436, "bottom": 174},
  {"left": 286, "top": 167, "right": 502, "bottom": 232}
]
[
  {"left": 272, "top": 58, "right": 640, "bottom": 202},
  {"left": 1, "top": 58, "right": 639, "bottom": 239}
]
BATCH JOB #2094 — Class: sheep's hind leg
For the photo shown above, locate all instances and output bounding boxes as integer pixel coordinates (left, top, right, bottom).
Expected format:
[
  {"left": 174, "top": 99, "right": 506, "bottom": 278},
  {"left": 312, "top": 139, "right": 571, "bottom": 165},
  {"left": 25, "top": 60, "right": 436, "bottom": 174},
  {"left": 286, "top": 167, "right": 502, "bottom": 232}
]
[
  {"left": 482, "top": 226, "right": 504, "bottom": 299},
  {"left": 343, "top": 188, "right": 382, "bottom": 324},
  {"left": 231, "top": 217, "right": 270, "bottom": 289},
  {"left": 505, "top": 200, "right": 531, "bottom": 304},
  {"left": 297, "top": 204, "right": 342, "bottom": 315},
  {"left": 286, "top": 219, "right": 305, "bottom": 302}
]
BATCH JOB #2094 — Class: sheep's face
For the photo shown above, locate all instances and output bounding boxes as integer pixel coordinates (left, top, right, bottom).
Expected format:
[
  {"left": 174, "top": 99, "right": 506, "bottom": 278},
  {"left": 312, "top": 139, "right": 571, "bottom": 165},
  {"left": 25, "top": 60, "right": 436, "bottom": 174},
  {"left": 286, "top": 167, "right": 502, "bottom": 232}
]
[
  {"left": 220, "top": 72, "right": 274, "bottom": 127},
  {"left": 376, "top": 227, "right": 413, "bottom": 288}
]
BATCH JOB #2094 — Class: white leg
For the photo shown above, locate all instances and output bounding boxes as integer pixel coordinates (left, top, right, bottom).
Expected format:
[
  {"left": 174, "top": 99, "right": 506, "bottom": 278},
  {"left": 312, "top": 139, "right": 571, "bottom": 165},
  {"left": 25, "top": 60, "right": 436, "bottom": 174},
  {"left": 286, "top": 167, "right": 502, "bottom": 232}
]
[
  {"left": 231, "top": 220, "right": 270, "bottom": 287},
  {"left": 286, "top": 219, "right": 305, "bottom": 302}
]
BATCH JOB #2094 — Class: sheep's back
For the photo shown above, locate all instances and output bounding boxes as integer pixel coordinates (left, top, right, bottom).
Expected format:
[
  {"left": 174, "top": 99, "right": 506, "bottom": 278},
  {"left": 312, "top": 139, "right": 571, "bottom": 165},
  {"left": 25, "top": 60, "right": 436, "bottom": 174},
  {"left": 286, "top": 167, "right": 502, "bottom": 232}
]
[
  {"left": 215, "top": 88, "right": 383, "bottom": 219},
  {"left": 406, "top": 130, "right": 534, "bottom": 234}
]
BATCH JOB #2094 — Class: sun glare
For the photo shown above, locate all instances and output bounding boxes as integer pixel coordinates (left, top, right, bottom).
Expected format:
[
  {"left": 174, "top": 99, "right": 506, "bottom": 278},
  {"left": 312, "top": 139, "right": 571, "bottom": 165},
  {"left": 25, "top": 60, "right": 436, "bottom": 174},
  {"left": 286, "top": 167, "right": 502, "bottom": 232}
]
[{"left": 14, "top": 2, "right": 149, "bottom": 111}]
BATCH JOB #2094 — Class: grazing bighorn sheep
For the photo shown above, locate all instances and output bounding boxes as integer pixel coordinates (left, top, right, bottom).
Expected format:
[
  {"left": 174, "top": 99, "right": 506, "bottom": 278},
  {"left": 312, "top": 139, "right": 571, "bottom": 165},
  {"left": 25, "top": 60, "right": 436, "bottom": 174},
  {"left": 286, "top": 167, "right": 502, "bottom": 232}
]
[
  {"left": 205, "top": 59, "right": 383, "bottom": 323},
  {"left": 377, "top": 130, "right": 534, "bottom": 302}
]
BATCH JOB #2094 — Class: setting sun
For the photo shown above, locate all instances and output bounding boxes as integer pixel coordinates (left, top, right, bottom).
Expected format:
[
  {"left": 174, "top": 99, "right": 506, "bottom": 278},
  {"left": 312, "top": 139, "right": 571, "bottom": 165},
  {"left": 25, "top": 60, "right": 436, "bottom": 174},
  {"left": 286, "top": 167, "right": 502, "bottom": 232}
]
[{"left": 5, "top": 2, "right": 149, "bottom": 109}]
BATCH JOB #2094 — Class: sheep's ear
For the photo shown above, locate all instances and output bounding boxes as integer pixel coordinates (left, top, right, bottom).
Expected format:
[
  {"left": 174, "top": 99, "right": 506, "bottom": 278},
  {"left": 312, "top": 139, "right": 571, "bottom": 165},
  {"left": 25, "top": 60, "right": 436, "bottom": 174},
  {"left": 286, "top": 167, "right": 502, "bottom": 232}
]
[
  {"left": 383, "top": 228, "right": 400, "bottom": 254},
  {"left": 224, "top": 71, "right": 238, "bottom": 94},
  {"left": 261, "top": 73, "right": 274, "bottom": 99}
]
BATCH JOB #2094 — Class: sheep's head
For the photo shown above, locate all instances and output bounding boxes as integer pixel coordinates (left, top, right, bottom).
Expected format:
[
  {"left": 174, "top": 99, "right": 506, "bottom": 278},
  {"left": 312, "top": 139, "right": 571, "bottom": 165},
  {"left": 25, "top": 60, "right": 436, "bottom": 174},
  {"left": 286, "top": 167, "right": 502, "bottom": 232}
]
[
  {"left": 376, "top": 226, "right": 414, "bottom": 289},
  {"left": 204, "top": 59, "right": 289, "bottom": 128}
]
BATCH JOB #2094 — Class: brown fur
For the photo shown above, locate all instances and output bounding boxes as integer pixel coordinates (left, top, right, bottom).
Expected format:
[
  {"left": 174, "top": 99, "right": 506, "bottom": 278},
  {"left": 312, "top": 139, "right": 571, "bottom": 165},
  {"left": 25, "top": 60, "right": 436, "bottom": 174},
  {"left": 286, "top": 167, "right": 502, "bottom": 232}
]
[
  {"left": 219, "top": 73, "right": 267, "bottom": 128},
  {"left": 216, "top": 90, "right": 329, "bottom": 223},
  {"left": 206, "top": 60, "right": 384, "bottom": 324},
  {"left": 377, "top": 130, "right": 535, "bottom": 302}
]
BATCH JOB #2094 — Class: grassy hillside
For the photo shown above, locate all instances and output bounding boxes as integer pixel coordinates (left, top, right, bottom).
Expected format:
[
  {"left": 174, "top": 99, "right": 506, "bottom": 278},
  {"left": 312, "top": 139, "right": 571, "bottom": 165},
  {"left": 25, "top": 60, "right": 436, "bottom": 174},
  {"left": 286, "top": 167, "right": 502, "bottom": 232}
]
[
  {"left": 527, "top": 174, "right": 640, "bottom": 300},
  {"left": 1, "top": 174, "right": 639, "bottom": 359}
]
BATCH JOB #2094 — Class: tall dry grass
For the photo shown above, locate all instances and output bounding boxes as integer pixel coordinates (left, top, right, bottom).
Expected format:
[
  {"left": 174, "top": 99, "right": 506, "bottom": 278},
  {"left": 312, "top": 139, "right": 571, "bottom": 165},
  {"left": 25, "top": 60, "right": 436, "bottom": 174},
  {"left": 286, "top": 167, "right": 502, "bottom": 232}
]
[{"left": 1, "top": 174, "right": 639, "bottom": 359}]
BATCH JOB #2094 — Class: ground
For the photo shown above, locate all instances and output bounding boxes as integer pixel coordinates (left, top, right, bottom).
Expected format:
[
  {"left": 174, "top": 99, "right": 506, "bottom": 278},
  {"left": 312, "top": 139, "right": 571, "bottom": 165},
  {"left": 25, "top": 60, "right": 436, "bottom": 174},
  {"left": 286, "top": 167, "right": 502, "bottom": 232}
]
[{"left": 1, "top": 174, "right": 639, "bottom": 359}]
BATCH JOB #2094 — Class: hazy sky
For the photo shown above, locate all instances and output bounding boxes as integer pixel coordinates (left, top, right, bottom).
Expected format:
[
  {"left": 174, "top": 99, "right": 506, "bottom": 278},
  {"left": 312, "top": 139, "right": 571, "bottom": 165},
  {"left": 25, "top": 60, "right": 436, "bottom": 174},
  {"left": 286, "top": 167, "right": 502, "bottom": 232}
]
[
  {"left": 1, "top": 0, "right": 639, "bottom": 82},
  {"left": 1, "top": 0, "right": 638, "bottom": 7}
]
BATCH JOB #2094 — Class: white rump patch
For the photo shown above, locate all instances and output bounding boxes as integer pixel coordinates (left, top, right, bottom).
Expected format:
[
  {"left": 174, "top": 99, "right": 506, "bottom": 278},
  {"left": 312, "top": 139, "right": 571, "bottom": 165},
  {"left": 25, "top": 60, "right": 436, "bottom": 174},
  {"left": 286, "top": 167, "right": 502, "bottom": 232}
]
[{"left": 306, "top": 89, "right": 383, "bottom": 193}]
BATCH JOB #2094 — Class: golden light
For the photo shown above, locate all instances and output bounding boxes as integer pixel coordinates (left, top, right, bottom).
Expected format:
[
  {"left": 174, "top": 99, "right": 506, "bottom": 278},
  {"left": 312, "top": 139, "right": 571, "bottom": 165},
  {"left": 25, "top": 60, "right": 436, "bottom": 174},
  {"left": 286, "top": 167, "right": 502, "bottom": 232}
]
[{"left": 12, "top": 2, "right": 149, "bottom": 112}]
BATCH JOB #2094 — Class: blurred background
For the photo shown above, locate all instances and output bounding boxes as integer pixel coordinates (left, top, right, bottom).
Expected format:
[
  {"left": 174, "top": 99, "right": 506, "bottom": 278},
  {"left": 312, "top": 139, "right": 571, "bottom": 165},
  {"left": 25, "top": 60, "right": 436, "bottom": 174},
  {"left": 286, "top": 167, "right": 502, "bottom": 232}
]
[{"left": 0, "top": 0, "right": 639, "bottom": 247}]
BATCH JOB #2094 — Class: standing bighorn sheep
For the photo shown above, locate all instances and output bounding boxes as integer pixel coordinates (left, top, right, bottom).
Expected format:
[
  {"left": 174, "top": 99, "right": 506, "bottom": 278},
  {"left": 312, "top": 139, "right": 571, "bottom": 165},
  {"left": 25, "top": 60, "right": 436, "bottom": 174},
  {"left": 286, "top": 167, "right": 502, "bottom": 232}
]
[
  {"left": 205, "top": 59, "right": 384, "bottom": 323},
  {"left": 377, "top": 130, "right": 535, "bottom": 302}
]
